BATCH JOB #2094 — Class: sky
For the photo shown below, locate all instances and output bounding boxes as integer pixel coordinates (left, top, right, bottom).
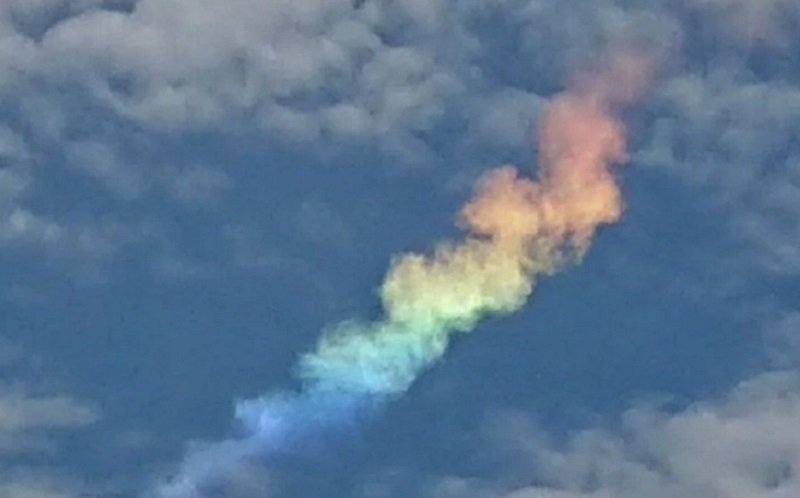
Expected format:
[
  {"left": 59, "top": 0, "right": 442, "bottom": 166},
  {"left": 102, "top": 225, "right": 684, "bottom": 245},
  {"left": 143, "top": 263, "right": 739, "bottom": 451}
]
[{"left": 1, "top": 0, "right": 800, "bottom": 497}]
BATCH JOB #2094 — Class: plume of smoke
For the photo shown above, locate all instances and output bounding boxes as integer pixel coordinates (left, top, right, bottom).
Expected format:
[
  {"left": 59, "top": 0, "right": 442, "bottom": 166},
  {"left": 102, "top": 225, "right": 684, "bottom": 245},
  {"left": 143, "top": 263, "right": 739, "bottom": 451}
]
[{"left": 153, "top": 51, "right": 652, "bottom": 497}]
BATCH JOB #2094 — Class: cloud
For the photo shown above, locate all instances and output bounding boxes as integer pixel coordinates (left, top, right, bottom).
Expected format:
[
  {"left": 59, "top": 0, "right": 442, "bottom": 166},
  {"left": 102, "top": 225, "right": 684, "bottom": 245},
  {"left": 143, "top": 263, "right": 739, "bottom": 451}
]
[
  {"left": 0, "top": 339, "right": 99, "bottom": 456},
  {"left": 0, "top": 470, "right": 98, "bottom": 498},
  {"left": 0, "top": 0, "right": 673, "bottom": 278},
  {"left": 0, "top": 390, "right": 97, "bottom": 435},
  {"left": 167, "top": 165, "right": 231, "bottom": 206},
  {"left": 4, "top": 0, "right": 677, "bottom": 148},
  {"left": 296, "top": 198, "right": 354, "bottom": 249},
  {"left": 0, "top": 338, "right": 102, "bottom": 496},
  {"left": 0, "top": 126, "right": 30, "bottom": 164},
  {"left": 688, "top": 0, "right": 800, "bottom": 47},
  {"left": 31, "top": 0, "right": 460, "bottom": 143},
  {"left": 637, "top": 67, "right": 800, "bottom": 276},
  {"left": 764, "top": 311, "right": 800, "bottom": 369},
  {"left": 65, "top": 140, "right": 146, "bottom": 200},
  {"left": 0, "top": 3, "right": 796, "bottom": 498},
  {"left": 425, "top": 371, "right": 800, "bottom": 498}
]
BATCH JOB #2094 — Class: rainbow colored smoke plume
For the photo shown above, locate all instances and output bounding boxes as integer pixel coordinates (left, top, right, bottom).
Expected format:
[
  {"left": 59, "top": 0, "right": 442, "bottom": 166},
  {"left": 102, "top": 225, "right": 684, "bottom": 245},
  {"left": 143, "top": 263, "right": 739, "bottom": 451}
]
[{"left": 156, "top": 52, "right": 652, "bottom": 497}]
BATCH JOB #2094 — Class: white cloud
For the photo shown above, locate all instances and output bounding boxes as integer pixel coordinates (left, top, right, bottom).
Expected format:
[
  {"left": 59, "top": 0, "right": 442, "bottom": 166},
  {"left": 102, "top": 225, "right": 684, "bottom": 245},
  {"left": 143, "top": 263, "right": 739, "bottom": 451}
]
[
  {"left": 764, "top": 311, "right": 800, "bottom": 369},
  {"left": 688, "top": 0, "right": 800, "bottom": 47},
  {"left": 0, "top": 0, "right": 459, "bottom": 272},
  {"left": 296, "top": 198, "right": 353, "bottom": 248},
  {"left": 637, "top": 69, "right": 800, "bottom": 275},
  {"left": 427, "top": 372, "right": 800, "bottom": 498},
  {"left": 0, "top": 0, "right": 548, "bottom": 150},
  {"left": 0, "top": 126, "right": 30, "bottom": 164},
  {"left": 0, "top": 390, "right": 97, "bottom": 435},
  {"left": 462, "top": 89, "right": 544, "bottom": 151},
  {"left": 0, "top": 168, "right": 30, "bottom": 208},
  {"left": 0, "top": 0, "right": 677, "bottom": 274},
  {"left": 167, "top": 165, "right": 231, "bottom": 206},
  {"left": 34, "top": 0, "right": 393, "bottom": 134},
  {"left": 0, "top": 3, "right": 796, "bottom": 497},
  {"left": 66, "top": 140, "right": 146, "bottom": 200},
  {"left": 0, "top": 340, "right": 99, "bottom": 457},
  {"left": 0, "top": 471, "right": 96, "bottom": 498},
  {"left": 0, "top": 338, "right": 102, "bottom": 496}
]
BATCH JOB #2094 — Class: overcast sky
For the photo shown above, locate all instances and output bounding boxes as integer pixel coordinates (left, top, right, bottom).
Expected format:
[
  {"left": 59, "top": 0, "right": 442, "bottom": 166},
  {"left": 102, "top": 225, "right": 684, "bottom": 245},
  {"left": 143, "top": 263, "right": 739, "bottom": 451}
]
[{"left": 2, "top": 0, "right": 800, "bottom": 497}]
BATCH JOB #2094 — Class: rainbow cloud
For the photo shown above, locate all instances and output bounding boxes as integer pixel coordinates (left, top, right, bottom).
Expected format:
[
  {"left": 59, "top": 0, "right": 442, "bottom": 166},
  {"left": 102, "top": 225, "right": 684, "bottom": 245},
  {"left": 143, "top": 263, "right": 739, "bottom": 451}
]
[{"left": 154, "top": 51, "right": 652, "bottom": 497}]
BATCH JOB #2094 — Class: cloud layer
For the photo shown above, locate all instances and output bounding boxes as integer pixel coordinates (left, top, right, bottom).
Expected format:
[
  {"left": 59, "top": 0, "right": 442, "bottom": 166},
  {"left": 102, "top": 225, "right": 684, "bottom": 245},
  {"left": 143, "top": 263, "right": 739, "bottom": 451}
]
[
  {"left": 1, "top": 1, "right": 800, "bottom": 498},
  {"left": 427, "top": 370, "right": 800, "bottom": 498}
]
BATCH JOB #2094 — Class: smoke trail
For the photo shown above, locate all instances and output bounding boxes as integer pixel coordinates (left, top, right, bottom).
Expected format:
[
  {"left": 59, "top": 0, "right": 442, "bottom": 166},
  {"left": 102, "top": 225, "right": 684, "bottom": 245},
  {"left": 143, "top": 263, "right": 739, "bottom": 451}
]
[{"left": 154, "top": 52, "right": 652, "bottom": 497}]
